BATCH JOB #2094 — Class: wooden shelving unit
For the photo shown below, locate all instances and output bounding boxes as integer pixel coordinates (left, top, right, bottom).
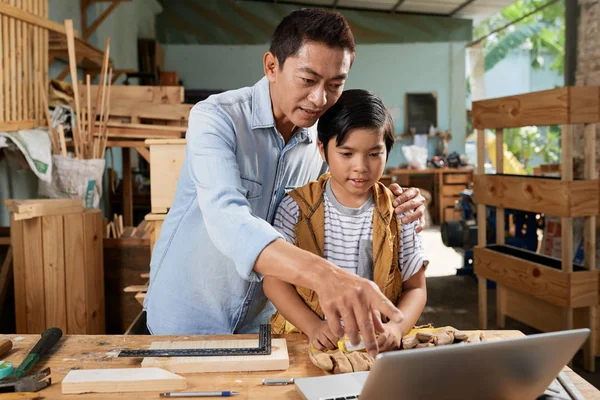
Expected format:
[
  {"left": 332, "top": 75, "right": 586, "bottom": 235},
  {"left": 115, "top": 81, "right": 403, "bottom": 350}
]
[{"left": 472, "top": 86, "right": 599, "bottom": 372}]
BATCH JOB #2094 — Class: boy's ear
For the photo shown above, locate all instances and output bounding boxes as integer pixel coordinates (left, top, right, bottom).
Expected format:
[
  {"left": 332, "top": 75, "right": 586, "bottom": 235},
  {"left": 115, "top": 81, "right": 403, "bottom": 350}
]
[
  {"left": 263, "top": 52, "right": 279, "bottom": 83},
  {"left": 317, "top": 140, "right": 327, "bottom": 163}
]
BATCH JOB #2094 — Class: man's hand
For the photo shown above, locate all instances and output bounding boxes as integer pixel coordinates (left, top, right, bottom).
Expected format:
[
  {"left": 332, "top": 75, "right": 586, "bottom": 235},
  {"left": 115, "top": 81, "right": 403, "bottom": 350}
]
[
  {"left": 389, "top": 184, "right": 426, "bottom": 232},
  {"left": 376, "top": 321, "right": 403, "bottom": 352},
  {"left": 308, "top": 320, "right": 339, "bottom": 351},
  {"left": 315, "top": 269, "right": 404, "bottom": 357}
]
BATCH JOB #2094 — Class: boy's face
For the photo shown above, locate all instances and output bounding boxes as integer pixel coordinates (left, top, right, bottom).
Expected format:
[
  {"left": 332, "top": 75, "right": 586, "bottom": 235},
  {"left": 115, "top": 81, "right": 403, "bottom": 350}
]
[
  {"left": 264, "top": 41, "right": 352, "bottom": 137},
  {"left": 318, "top": 127, "right": 387, "bottom": 208}
]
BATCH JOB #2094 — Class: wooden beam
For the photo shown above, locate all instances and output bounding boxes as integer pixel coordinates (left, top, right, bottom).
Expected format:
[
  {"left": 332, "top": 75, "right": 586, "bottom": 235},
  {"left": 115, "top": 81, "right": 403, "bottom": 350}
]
[
  {"left": 474, "top": 247, "right": 598, "bottom": 308},
  {"left": 0, "top": 1, "right": 69, "bottom": 35},
  {"left": 122, "top": 148, "right": 133, "bottom": 226},
  {"left": 0, "top": 120, "right": 36, "bottom": 131},
  {"left": 83, "top": 1, "right": 120, "bottom": 40},
  {"left": 135, "top": 147, "right": 150, "bottom": 163},
  {"left": 473, "top": 174, "right": 598, "bottom": 217},
  {"left": 449, "top": 0, "right": 476, "bottom": 16},
  {"left": 91, "top": 99, "right": 192, "bottom": 122},
  {"left": 472, "top": 87, "right": 600, "bottom": 129},
  {"left": 86, "top": 85, "right": 184, "bottom": 104}
]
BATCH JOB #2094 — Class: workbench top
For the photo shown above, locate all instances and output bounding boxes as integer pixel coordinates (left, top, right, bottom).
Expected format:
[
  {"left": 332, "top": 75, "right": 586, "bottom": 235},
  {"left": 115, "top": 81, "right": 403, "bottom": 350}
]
[{"left": 2, "top": 331, "right": 598, "bottom": 399}]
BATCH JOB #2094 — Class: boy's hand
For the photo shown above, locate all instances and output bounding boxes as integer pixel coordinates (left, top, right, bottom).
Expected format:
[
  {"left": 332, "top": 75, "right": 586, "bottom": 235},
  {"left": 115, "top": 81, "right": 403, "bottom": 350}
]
[
  {"left": 389, "top": 184, "right": 426, "bottom": 232},
  {"left": 376, "top": 321, "right": 403, "bottom": 352},
  {"left": 309, "top": 321, "right": 339, "bottom": 351}
]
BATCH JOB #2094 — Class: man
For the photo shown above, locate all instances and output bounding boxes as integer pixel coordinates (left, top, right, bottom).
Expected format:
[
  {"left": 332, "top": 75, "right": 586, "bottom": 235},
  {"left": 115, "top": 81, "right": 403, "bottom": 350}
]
[{"left": 145, "top": 8, "right": 425, "bottom": 357}]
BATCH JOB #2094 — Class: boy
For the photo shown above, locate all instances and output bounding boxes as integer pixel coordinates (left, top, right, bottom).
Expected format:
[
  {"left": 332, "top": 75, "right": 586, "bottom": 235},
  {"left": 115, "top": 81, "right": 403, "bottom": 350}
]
[{"left": 264, "top": 90, "right": 428, "bottom": 353}]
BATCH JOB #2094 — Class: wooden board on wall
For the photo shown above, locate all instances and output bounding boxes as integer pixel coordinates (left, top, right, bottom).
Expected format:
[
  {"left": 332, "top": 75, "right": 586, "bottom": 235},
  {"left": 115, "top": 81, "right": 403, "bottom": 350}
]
[{"left": 86, "top": 85, "right": 184, "bottom": 104}]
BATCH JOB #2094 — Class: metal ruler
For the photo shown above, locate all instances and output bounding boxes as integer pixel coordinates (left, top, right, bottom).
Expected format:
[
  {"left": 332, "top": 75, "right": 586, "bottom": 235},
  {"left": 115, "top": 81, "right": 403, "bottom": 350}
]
[{"left": 118, "top": 324, "right": 272, "bottom": 358}]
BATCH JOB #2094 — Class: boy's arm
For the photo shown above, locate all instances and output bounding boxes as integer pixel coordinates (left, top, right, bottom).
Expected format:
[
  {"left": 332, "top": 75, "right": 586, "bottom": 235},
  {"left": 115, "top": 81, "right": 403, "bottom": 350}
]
[
  {"left": 391, "top": 266, "right": 427, "bottom": 336},
  {"left": 263, "top": 277, "right": 323, "bottom": 336}
]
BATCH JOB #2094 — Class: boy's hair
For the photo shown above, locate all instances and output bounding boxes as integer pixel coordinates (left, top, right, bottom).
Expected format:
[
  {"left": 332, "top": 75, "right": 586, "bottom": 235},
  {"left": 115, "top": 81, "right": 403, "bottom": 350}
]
[
  {"left": 317, "top": 89, "right": 395, "bottom": 161},
  {"left": 270, "top": 8, "right": 355, "bottom": 69}
]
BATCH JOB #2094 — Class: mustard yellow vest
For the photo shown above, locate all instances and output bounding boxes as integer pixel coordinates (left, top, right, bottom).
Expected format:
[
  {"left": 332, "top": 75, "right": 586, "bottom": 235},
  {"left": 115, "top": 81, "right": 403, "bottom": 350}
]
[{"left": 270, "top": 174, "right": 403, "bottom": 334}]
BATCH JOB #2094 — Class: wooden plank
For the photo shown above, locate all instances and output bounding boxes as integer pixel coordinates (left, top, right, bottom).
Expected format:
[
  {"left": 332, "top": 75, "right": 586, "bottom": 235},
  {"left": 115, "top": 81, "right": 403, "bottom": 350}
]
[
  {"left": 123, "top": 285, "right": 148, "bottom": 293},
  {"left": 472, "top": 175, "right": 598, "bottom": 217},
  {"left": 42, "top": 0, "right": 47, "bottom": 128},
  {"left": 22, "top": 217, "right": 45, "bottom": 333},
  {"left": 476, "top": 127, "right": 487, "bottom": 330},
  {"left": 83, "top": 210, "right": 105, "bottom": 333},
  {"left": 495, "top": 128, "right": 506, "bottom": 329},
  {"left": 0, "top": 1, "right": 67, "bottom": 34},
  {"left": 64, "top": 213, "right": 87, "bottom": 334},
  {"left": 145, "top": 138, "right": 187, "bottom": 145},
  {"left": 142, "top": 339, "right": 290, "bottom": 373},
  {"left": 89, "top": 99, "right": 192, "bottom": 122},
  {"left": 583, "top": 122, "right": 597, "bottom": 372},
  {"left": 0, "top": 119, "right": 36, "bottom": 131},
  {"left": 41, "top": 215, "right": 67, "bottom": 332},
  {"left": 104, "top": 126, "right": 184, "bottom": 139},
  {"left": 2, "top": 8, "right": 8, "bottom": 122},
  {"left": 561, "top": 124, "right": 574, "bottom": 274},
  {"left": 87, "top": 85, "right": 184, "bottom": 104},
  {"left": 22, "top": 0, "right": 29, "bottom": 121},
  {"left": 505, "top": 287, "right": 567, "bottom": 333},
  {"left": 32, "top": 0, "right": 38, "bottom": 124},
  {"left": 61, "top": 368, "right": 186, "bottom": 394},
  {"left": 569, "top": 86, "right": 600, "bottom": 124},
  {"left": 123, "top": 148, "right": 133, "bottom": 226},
  {"left": 10, "top": 216, "right": 26, "bottom": 333},
  {"left": 9, "top": 0, "right": 16, "bottom": 121},
  {"left": 135, "top": 146, "right": 150, "bottom": 163},
  {"left": 15, "top": 0, "right": 21, "bottom": 121},
  {"left": 149, "top": 142, "right": 186, "bottom": 213},
  {"left": 106, "top": 140, "right": 147, "bottom": 148},
  {"left": 148, "top": 219, "right": 163, "bottom": 254},
  {"left": 6, "top": 199, "right": 83, "bottom": 220},
  {"left": 474, "top": 247, "right": 598, "bottom": 308},
  {"left": 135, "top": 291, "right": 145, "bottom": 305}
]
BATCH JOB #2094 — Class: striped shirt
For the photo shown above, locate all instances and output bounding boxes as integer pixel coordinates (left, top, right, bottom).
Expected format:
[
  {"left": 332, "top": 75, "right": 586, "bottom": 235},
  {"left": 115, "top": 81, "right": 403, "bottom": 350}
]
[{"left": 273, "top": 179, "right": 428, "bottom": 282}]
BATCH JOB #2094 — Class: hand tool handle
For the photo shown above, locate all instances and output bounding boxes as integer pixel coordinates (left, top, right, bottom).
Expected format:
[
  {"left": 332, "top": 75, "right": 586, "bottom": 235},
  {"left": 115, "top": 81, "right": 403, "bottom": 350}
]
[
  {"left": 11, "top": 328, "right": 62, "bottom": 378},
  {"left": 0, "top": 340, "right": 12, "bottom": 359}
]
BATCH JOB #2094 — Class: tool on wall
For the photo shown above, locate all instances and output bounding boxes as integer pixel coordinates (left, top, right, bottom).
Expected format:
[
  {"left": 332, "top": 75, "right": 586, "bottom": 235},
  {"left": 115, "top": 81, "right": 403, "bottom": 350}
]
[
  {"left": 118, "top": 324, "right": 272, "bottom": 358},
  {"left": 0, "top": 328, "right": 62, "bottom": 393}
]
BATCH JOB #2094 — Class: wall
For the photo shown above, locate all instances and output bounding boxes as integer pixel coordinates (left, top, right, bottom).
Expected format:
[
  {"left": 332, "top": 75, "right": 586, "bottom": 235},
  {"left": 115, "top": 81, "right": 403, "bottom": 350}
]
[
  {"left": 164, "top": 41, "right": 467, "bottom": 168},
  {"left": 0, "top": 0, "right": 161, "bottom": 226}
]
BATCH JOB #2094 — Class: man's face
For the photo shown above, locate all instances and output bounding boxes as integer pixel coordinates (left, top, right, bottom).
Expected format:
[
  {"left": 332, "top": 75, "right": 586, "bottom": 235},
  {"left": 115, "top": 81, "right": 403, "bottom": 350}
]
[{"left": 265, "top": 41, "right": 352, "bottom": 136}]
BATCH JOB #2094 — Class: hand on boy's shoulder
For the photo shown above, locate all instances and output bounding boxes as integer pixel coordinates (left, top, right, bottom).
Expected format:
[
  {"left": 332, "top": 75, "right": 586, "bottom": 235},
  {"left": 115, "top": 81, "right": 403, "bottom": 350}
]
[{"left": 388, "top": 183, "right": 426, "bottom": 232}]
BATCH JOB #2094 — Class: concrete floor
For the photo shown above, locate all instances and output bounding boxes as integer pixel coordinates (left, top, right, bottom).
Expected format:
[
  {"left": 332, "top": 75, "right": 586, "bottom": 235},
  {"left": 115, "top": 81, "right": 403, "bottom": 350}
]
[{"left": 419, "top": 226, "right": 600, "bottom": 390}]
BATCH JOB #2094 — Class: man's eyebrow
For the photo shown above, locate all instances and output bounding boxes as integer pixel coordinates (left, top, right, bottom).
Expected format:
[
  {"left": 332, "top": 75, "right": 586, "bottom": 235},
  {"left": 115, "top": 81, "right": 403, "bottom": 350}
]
[{"left": 298, "top": 67, "right": 347, "bottom": 80}]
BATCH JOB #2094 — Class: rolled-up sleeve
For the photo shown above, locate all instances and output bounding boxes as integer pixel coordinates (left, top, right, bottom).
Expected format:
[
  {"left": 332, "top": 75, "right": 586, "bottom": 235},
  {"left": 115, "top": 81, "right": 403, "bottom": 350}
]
[{"left": 186, "top": 103, "right": 283, "bottom": 282}]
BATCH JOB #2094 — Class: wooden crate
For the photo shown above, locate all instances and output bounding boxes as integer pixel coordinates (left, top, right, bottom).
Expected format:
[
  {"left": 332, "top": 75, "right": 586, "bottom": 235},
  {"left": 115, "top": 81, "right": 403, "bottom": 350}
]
[
  {"left": 147, "top": 139, "right": 186, "bottom": 214},
  {"left": 444, "top": 173, "right": 471, "bottom": 184},
  {"left": 442, "top": 184, "right": 467, "bottom": 197},
  {"left": 10, "top": 209, "right": 104, "bottom": 334},
  {"left": 473, "top": 174, "right": 598, "bottom": 217},
  {"left": 474, "top": 246, "right": 598, "bottom": 308}
]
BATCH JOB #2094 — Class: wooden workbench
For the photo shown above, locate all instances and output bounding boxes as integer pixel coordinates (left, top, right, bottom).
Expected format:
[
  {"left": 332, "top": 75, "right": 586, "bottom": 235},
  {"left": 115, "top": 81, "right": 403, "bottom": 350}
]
[{"left": 2, "top": 331, "right": 598, "bottom": 399}]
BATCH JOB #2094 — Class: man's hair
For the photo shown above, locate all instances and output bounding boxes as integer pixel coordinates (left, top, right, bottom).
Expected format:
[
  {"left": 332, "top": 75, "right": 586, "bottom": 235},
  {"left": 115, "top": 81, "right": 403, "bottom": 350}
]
[
  {"left": 317, "top": 89, "right": 395, "bottom": 161},
  {"left": 270, "top": 8, "right": 356, "bottom": 68}
]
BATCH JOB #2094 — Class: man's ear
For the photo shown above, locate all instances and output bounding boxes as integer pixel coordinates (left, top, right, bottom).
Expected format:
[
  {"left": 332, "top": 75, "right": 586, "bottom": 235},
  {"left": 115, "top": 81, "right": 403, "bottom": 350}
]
[
  {"left": 264, "top": 52, "right": 279, "bottom": 82},
  {"left": 317, "top": 140, "right": 327, "bottom": 163}
]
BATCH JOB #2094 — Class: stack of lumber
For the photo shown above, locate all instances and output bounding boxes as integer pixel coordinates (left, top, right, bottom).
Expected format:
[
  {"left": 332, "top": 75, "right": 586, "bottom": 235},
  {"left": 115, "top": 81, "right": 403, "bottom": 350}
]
[{"left": 105, "top": 216, "right": 151, "bottom": 240}]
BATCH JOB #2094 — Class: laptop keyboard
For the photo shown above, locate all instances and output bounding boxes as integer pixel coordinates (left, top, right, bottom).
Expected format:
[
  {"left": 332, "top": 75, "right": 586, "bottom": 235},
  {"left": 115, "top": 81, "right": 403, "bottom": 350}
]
[{"left": 323, "top": 396, "right": 359, "bottom": 400}]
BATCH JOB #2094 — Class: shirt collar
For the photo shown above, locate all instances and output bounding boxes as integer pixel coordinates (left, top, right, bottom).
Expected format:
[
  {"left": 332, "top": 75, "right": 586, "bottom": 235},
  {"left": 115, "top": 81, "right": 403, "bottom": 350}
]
[{"left": 251, "top": 76, "right": 313, "bottom": 144}]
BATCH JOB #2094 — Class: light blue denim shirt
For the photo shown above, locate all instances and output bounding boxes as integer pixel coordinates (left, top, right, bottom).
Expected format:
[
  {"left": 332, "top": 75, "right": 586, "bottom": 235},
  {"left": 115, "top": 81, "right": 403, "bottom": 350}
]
[{"left": 144, "top": 77, "right": 327, "bottom": 334}]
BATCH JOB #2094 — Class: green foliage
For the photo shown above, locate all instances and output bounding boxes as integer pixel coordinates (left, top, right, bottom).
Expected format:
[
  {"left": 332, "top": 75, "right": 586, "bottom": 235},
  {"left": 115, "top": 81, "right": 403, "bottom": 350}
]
[
  {"left": 474, "top": 0, "right": 565, "bottom": 74},
  {"left": 502, "top": 125, "right": 561, "bottom": 173}
]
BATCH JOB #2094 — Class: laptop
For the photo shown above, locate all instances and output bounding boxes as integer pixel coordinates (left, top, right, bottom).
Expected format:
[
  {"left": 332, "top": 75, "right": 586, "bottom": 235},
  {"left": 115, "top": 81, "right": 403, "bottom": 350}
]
[{"left": 295, "top": 328, "right": 590, "bottom": 400}]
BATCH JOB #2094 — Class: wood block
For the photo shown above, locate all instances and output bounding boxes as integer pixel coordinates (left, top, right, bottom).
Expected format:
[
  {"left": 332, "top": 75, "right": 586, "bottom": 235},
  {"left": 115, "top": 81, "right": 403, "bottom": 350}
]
[
  {"left": 442, "top": 185, "right": 466, "bottom": 197},
  {"left": 61, "top": 367, "right": 186, "bottom": 394},
  {"left": 123, "top": 285, "right": 148, "bottom": 293},
  {"left": 474, "top": 246, "right": 598, "bottom": 308},
  {"left": 5, "top": 199, "right": 83, "bottom": 221},
  {"left": 569, "top": 86, "right": 600, "bottom": 124},
  {"left": 444, "top": 173, "right": 471, "bottom": 184},
  {"left": 473, "top": 175, "right": 599, "bottom": 217},
  {"left": 142, "top": 338, "right": 290, "bottom": 373},
  {"left": 147, "top": 140, "right": 186, "bottom": 213}
]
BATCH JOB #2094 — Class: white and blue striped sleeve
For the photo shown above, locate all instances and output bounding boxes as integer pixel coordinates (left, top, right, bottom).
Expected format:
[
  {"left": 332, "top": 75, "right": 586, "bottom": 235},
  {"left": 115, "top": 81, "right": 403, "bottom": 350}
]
[
  {"left": 273, "top": 195, "right": 300, "bottom": 245},
  {"left": 398, "top": 214, "right": 429, "bottom": 282}
]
